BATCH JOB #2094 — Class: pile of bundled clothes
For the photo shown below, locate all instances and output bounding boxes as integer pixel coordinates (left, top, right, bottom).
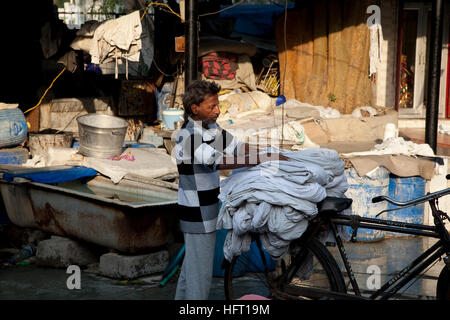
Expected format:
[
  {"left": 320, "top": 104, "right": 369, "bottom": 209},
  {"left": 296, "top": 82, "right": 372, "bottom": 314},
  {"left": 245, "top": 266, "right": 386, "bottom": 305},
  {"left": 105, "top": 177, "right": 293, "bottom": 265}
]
[{"left": 217, "top": 148, "right": 350, "bottom": 261}]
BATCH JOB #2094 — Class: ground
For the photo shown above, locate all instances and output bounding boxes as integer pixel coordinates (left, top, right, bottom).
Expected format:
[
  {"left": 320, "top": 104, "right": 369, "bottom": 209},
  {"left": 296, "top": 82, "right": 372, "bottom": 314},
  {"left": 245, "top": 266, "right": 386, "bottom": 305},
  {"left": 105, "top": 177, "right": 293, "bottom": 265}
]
[{"left": 0, "top": 234, "right": 445, "bottom": 300}]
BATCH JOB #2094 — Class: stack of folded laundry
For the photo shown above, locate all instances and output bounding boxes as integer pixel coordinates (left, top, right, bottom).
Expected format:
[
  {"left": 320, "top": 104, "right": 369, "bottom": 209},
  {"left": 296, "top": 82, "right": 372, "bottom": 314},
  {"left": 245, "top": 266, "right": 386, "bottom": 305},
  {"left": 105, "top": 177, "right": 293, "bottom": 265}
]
[{"left": 217, "top": 148, "right": 350, "bottom": 261}]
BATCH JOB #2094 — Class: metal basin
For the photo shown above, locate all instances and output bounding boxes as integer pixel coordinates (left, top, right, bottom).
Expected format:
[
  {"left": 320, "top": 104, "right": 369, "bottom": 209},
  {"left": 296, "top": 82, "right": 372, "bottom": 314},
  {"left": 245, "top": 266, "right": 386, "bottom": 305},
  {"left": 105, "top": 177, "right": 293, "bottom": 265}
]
[
  {"left": 77, "top": 114, "right": 129, "bottom": 158},
  {"left": 0, "top": 174, "right": 179, "bottom": 253}
]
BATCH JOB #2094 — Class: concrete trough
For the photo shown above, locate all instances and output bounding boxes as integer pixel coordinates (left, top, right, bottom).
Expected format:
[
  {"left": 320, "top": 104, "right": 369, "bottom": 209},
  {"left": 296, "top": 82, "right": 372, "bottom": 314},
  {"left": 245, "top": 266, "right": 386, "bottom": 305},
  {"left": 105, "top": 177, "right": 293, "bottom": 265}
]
[{"left": 0, "top": 173, "right": 179, "bottom": 253}]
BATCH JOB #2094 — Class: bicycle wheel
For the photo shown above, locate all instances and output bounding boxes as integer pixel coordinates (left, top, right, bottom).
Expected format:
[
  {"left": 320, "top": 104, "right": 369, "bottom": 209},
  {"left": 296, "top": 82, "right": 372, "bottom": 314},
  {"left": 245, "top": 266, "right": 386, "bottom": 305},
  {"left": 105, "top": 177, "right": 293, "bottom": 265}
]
[
  {"left": 224, "top": 237, "right": 346, "bottom": 300},
  {"left": 436, "top": 266, "right": 450, "bottom": 300}
]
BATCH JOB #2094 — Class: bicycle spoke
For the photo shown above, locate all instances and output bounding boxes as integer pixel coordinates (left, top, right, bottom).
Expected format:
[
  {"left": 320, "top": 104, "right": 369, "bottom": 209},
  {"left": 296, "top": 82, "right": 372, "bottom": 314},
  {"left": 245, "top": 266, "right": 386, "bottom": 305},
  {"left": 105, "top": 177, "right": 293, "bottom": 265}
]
[{"left": 224, "top": 238, "right": 346, "bottom": 300}]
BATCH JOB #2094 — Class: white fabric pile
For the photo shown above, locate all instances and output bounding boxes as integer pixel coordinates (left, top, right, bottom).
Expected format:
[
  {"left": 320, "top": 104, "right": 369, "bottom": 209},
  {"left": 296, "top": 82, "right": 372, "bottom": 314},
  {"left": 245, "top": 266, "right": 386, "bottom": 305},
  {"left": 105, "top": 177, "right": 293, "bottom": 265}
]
[
  {"left": 342, "top": 136, "right": 435, "bottom": 158},
  {"left": 84, "top": 148, "right": 178, "bottom": 183},
  {"left": 373, "top": 137, "right": 434, "bottom": 156},
  {"left": 70, "top": 10, "right": 154, "bottom": 79},
  {"left": 217, "top": 148, "right": 349, "bottom": 261},
  {"left": 439, "top": 124, "right": 450, "bottom": 136},
  {"left": 276, "top": 99, "right": 341, "bottom": 119}
]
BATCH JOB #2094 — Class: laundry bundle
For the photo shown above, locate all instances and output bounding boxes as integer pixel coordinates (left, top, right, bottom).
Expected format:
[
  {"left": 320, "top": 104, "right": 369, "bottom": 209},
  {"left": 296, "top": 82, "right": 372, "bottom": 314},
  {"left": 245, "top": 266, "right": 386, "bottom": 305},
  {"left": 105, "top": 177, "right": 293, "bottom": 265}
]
[{"left": 217, "top": 148, "right": 350, "bottom": 262}]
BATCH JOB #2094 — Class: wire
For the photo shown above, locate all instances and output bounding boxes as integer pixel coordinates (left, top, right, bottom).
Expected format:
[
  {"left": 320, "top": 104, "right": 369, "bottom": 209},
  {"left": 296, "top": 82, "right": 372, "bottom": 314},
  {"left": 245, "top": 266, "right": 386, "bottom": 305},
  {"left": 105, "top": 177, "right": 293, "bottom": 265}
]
[
  {"left": 140, "top": 0, "right": 246, "bottom": 21},
  {"left": 199, "top": 0, "right": 246, "bottom": 18},
  {"left": 153, "top": 57, "right": 177, "bottom": 77},
  {"left": 141, "top": 2, "right": 184, "bottom": 22},
  {"left": 280, "top": 0, "right": 288, "bottom": 147},
  {"left": 55, "top": 110, "right": 84, "bottom": 134},
  {"left": 24, "top": 66, "right": 67, "bottom": 115}
]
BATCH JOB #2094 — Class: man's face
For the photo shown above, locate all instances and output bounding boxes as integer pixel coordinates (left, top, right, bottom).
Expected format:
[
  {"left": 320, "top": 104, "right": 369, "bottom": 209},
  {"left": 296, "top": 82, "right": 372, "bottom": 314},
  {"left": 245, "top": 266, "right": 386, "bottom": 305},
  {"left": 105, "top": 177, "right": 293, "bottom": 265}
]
[{"left": 191, "top": 94, "right": 220, "bottom": 124}]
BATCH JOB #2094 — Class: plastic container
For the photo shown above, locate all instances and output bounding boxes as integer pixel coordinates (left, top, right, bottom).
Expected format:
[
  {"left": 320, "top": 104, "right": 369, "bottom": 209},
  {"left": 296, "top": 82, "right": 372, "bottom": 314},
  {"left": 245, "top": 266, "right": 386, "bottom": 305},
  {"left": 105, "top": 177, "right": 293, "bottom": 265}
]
[
  {"left": 344, "top": 167, "right": 389, "bottom": 242},
  {"left": 123, "top": 141, "right": 156, "bottom": 149},
  {"left": 0, "top": 147, "right": 29, "bottom": 164},
  {"left": 0, "top": 108, "right": 28, "bottom": 148},
  {"left": 161, "top": 109, "right": 184, "bottom": 130},
  {"left": 139, "top": 127, "right": 164, "bottom": 147},
  {"left": 9, "top": 245, "right": 34, "bottom": 264},
  {"left": 387, "top": 175, "right": 426, "bottom": 237},
  {"left": 156, "top": 82, "right": 175, "bottom": 121}
]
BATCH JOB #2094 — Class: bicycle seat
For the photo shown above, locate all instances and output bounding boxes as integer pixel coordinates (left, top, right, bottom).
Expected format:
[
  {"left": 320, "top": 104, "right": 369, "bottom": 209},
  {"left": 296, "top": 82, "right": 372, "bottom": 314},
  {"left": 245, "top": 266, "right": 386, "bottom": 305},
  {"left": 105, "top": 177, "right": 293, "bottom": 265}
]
[{"left": 317, "top": 197, "right": 353, "bottom": 214}]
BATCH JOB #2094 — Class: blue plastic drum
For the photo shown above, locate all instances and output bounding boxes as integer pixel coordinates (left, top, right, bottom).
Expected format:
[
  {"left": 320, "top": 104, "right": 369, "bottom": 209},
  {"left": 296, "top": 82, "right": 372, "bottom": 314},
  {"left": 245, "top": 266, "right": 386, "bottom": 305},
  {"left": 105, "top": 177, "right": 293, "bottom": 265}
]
[
  {"left": 344, "top": 167, "right": 389, "bottom": 242},
  {"left": 387, "top": 175, "right": 426, "bottom": 237},
  {"left": 0, "top": 108, "right": 28, "bottom": 148}
]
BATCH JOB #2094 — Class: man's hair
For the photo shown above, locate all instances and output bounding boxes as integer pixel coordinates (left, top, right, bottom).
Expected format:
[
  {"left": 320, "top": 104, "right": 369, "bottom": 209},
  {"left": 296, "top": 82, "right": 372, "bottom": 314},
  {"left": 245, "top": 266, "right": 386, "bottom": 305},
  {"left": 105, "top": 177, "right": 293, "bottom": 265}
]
[{"left": 182, "top": 80, "right": 221, "bottom": 121}]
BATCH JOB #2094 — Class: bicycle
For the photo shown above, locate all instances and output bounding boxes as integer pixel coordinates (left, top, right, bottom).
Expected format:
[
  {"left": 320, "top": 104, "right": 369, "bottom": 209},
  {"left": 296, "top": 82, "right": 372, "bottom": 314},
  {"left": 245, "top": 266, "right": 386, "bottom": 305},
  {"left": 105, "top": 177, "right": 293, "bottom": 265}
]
[{"left": 222, "top": 185, "right": 450, "bottom": 300}]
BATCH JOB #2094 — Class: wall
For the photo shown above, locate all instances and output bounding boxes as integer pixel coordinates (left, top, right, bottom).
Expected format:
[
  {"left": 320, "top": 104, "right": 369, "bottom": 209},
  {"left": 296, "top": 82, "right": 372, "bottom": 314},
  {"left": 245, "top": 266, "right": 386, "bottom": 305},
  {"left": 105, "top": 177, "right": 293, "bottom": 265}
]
[{"left": 374, "top": 0, "right": 399, "bottom": 109}]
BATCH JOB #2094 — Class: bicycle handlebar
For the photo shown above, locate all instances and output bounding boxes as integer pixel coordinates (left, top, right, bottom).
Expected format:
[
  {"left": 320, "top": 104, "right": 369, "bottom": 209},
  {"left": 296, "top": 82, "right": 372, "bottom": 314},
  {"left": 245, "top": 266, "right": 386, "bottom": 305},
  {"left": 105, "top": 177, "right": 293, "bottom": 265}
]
[{"left": 371, "top": 187, "right": 450, "bottom": 207}]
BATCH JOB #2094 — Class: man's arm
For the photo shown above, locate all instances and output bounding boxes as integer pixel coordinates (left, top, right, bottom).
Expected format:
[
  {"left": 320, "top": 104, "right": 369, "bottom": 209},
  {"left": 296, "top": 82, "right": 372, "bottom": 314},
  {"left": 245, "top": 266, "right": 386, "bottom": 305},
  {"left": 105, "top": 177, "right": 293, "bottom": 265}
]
[{"left": 216, "top": 144, "right": 289, "bottom": 170}]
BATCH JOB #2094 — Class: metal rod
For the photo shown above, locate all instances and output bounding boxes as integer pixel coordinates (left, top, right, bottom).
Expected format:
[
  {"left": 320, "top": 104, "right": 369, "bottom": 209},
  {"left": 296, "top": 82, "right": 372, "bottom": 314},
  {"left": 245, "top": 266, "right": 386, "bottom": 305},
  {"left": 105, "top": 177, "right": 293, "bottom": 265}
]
[
  {"left": 328, "top": 219, "right": 362, "bottom": 296},
  {"left": 425, "top": 0, "right": 444, "bottom": 153},
  {"left": 380, "top": 249, "right": 444, "bottom": 300},
  {"left": 332, "top": 214, "right": 437, "bottom": 231},
  {"left": 332, "top": 219, "right": 440, "bottom": 238},
  {"left": 371, "top": 241, "right": 443, "bottom": 299},
  {"left": 185, "top": 0, "right": 198, "bottom": 90}
]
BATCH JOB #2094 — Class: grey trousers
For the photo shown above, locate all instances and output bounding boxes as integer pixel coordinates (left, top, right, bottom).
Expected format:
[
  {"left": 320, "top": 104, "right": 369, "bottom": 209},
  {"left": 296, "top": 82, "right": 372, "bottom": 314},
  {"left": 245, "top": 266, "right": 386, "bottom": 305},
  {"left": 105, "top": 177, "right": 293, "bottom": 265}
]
[{"left": 175, "top": 231, "right": 216, "bottom": 300}]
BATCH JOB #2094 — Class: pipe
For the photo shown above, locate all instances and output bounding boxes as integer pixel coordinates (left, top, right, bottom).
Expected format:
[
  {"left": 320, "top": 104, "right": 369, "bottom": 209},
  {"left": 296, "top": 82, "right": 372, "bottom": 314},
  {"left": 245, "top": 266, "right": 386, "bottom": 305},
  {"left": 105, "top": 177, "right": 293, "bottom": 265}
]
[
  {"left": 184, "top": 0, "right": 198, "bottom": 90},
  {"left": 425, "top": 0, "right": 444, "bottom": 153}
]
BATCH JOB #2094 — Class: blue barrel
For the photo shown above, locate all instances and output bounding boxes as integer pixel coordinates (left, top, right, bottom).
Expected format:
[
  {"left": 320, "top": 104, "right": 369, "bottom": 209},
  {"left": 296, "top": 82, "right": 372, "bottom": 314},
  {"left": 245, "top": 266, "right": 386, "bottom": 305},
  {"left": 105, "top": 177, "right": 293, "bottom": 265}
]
[
  {"left": 213, "top": 229, "right": 277, "bottom": 277},
  {"left": 213, "top": 201, "right": 277, "bottom": 277},
  {"left": 344, "top": 167, "right": 389, "bottom": 242},
  {"left": 213, "top": 228, "right": 247, "bottom": 277},
  {"left": 0, "top": 108, "right": 28, "bottom": 148},
  {"left": 245, "top": 240, "right": 277, "bottom": 273},
  {"left": 0, "top": 147, "right": 29, "bottom": 164},
  {"left": 387, "top": 175, "right": 425, "bottom": 237}
]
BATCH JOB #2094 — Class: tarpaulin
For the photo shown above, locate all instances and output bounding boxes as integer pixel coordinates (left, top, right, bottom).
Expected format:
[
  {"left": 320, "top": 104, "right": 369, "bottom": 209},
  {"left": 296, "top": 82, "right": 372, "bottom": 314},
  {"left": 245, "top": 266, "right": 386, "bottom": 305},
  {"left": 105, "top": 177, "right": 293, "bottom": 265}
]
[{"left": 2, "top": 166, "right": 98, "bottom": 183}]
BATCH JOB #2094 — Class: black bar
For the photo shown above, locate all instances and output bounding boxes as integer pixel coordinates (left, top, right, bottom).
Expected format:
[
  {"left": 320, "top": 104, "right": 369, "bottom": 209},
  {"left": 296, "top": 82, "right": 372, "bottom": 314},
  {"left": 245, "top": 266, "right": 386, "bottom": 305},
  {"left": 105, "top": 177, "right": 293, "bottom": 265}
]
[
  {"left": 370, "top": 187, "right": 450, "bottom": 208},
  {"left": 425, "top": 0, "right": 444, "bottom": 153},
  {"left": 328, "top": 220, "right": 362, "bottom": 296},
  {"left": 370, "top": 240, "right": 442, "bottom": 299},
  {"left": 332, "top": 219, "right": 440, "bottom": 238},
  {"left": 429, "top": 200, "right": 450, "bottom": 247},
  {"left": 332, "top": 214, "right": 438, "bottom": 232},
  {"left": 185, "top": 0, "right": 198, "bottom": 89},
  {"left": 380, "top": 248, "right": 445, "bottom": 300}
]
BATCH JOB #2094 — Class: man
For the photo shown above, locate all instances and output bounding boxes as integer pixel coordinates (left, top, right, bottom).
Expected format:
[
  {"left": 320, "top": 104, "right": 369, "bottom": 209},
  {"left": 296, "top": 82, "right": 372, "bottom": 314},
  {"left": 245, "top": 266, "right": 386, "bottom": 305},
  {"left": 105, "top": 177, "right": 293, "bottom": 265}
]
[{"left": 173, "top": 80, "right": 288, "bottom": 300}]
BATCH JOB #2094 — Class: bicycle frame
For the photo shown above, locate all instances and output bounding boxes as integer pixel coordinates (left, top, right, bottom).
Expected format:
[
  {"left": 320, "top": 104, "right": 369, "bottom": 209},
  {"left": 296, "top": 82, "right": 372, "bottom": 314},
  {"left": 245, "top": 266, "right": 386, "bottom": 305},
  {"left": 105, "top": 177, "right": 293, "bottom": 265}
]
[{"left": 323, "top": 194, "right": 450, "bottom": 300}]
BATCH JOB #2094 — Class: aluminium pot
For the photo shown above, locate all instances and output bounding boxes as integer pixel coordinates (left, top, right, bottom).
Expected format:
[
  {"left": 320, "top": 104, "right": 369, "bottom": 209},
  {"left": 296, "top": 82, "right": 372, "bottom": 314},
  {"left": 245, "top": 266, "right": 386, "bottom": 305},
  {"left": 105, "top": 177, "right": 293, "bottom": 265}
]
[{"left": 76, "top": 114, "right": 129, "bottom": 158}]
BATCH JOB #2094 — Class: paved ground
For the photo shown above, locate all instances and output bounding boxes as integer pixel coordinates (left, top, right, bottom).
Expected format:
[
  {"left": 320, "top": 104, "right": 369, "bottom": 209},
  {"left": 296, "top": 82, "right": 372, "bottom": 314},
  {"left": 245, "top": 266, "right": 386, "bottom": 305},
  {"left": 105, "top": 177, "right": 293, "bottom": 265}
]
[{"left": 0, "top": 235, "right": 445, "bottom": 300}]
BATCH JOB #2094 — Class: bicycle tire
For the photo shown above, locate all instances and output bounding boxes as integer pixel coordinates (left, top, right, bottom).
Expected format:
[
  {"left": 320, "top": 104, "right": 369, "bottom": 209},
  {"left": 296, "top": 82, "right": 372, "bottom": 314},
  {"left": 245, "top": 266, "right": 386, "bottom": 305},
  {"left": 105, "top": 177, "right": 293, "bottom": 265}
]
[
  {"left": 436, "top": 266, "right": 450, "bottom": 300},
  {"left": 224, "top": 237, "right": 346, "bottom": 300}
]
